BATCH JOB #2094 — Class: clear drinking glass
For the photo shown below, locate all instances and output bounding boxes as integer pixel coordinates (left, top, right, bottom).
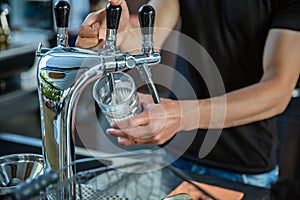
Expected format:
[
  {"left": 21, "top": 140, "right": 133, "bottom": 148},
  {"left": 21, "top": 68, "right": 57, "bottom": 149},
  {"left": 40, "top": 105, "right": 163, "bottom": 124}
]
[{"left": 93, "top": 72, "right": 142, "bottom": 123}]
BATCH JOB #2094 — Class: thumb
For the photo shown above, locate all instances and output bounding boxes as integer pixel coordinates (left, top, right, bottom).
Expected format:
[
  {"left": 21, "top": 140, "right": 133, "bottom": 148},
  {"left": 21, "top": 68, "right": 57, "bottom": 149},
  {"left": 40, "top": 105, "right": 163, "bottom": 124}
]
[
  {"left": 108, "top": 0, "right": 129, "bottom": 18},
  {"left": 108, "top": 0, "right": 124, "bottom": 6}
]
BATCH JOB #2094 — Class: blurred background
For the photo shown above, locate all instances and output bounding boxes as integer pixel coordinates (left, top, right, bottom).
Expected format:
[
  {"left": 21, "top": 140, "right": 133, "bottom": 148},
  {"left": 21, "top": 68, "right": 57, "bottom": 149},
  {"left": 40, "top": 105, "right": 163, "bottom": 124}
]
[
  {"left": 0, "top": 0, "right": 299, "bottom": 184},
  {"left": 0, "top": 0, "right": 177, "bottom": 154},
  {"left": 0, "top": 0, "right": 100, "bottom": 137}
]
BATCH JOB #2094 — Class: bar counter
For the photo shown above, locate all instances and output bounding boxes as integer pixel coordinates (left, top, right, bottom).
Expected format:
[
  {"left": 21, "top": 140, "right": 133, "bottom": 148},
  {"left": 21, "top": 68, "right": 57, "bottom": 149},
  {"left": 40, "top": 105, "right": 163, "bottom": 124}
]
[{"left": 0, "top": 133, "right": 270, "bottom": 200}]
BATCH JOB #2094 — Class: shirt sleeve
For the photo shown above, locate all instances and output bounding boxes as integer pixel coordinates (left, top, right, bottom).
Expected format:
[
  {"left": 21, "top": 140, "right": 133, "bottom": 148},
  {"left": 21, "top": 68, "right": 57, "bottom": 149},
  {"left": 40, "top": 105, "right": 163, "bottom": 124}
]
[{"left": 271, "top": 0, "right": 300, "bottom": 31}]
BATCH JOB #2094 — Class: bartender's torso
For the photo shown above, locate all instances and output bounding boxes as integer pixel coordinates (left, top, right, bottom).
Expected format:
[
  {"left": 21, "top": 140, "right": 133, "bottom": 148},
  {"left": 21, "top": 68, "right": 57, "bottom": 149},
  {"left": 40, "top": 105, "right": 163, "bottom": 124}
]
[{"left": 172, "top": 0, "right": 300, "bottom": 174}]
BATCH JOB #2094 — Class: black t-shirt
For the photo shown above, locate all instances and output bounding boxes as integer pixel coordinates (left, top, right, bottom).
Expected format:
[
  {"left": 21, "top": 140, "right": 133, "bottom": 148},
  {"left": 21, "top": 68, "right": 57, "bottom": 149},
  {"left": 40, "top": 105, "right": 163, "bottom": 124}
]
[{"left": 169, "top": 0, "right": 300, "bottom": 174}]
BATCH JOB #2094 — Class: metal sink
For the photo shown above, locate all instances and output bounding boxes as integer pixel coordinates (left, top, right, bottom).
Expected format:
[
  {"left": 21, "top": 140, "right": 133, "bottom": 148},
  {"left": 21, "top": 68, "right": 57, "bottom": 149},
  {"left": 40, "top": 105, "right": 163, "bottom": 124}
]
[{"left": 0, "top": 132, "right": 111, "bottom": 172}]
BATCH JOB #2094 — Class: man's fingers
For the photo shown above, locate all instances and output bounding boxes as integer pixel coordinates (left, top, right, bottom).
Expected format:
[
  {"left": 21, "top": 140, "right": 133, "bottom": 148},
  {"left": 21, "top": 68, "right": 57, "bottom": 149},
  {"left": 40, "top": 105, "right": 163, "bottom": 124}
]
[
  {"left": 107, "top": 124, "right": 153, "bottom": 139},
  {"left": 81, "top": 11, "right": 103, "bottom": 26},
  {"left": 117, "top": 137, "right": 132, "bottom": 146},
  {"left": 138, "top": 93, "right": 153, "bottom": 105},
  {"left": 106, "top": 128, "right": 128, "bottom": 138},
  {"left": 108, "top": 0, "right": 123, "bottom": 6},
  {"left": 77, "top": 22, "right": 99, "bottom": 38},
  {"left": 110, "top": 111, "right": 151, "bottom": 129},
  {"left": 75, "top": 37, "right": 101, "bottom": 48},
  {"left": 117, "top": 136, "right": 154, "bottom": 146}
]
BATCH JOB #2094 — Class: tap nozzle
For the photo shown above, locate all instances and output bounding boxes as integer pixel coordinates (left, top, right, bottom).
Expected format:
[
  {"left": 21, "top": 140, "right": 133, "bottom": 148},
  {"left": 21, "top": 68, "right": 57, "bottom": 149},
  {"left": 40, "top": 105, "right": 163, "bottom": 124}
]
[
  {"left": 54, "top": 0, "right": 70, "bottom": 47},
  {"left": 138, "top": 4, "right": 160, "bottom": 104},
  {"left": 105, "top": 3, "right": 122, "bottom": 99}
]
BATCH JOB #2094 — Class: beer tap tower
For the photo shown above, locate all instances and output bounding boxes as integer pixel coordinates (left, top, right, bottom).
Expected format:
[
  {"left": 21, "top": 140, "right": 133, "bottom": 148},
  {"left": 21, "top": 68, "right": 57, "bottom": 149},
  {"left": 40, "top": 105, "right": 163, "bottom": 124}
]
[{"left": 36, "top": 1, "right": 161, "bottom": 199}]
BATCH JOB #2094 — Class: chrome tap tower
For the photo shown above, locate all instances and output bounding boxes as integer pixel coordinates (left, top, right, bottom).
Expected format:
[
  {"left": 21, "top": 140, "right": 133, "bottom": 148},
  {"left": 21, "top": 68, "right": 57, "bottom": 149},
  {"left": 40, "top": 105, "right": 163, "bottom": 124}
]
[{"left": 36, "top": 0, "right": 160, "bottom": 199}]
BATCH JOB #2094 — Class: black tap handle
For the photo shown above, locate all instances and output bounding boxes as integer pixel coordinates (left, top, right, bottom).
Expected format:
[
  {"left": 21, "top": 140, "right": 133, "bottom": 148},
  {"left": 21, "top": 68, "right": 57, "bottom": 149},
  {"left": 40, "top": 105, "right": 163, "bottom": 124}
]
[
  {"left": 54, "top": 0, "right": 70, "bottom": 28},
  {"left": 106, "top": 3, "right": 122, "bottom": 30},
  {"left": 138, "top": 4, "right": 155, "bottom": 35}
]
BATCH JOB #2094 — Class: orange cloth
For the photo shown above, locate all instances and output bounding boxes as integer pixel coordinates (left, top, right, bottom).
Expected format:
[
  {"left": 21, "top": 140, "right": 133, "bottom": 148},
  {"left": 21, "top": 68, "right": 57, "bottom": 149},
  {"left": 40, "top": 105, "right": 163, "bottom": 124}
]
[{"left": 167, "top": 181, "right": 244, "bottom": 200}]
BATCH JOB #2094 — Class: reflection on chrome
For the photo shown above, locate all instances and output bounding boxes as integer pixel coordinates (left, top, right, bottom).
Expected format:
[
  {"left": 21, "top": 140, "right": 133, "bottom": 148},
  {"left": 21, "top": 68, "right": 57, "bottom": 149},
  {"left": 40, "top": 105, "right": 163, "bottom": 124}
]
[{"left": 36, "top": 1, "right": 160, "bottom": 199}]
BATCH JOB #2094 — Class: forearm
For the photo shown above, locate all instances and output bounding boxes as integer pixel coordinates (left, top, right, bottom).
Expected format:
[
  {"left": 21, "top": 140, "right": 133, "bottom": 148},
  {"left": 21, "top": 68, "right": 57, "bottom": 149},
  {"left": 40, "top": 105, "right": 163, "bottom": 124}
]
[
  {"left": 180, "top": 79, "right": 294, "bottom": 130},
  {"left": 181, "top": 29, "right": 300, "bottom": 130},
  {"left": 207, "top": 80, "right": 293, "bottom": 129}
]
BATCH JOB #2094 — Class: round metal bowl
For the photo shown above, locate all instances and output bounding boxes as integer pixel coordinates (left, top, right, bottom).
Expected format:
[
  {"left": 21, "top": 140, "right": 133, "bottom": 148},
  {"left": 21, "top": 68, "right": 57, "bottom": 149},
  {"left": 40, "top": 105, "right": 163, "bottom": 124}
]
[{"left": 0, "top": 153, "right": 44, "bottom": 195}]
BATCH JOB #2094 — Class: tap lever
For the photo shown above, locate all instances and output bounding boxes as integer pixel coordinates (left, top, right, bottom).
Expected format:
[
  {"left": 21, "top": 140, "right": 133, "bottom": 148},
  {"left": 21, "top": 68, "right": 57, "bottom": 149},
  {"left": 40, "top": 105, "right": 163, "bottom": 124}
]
[
  {"left": 139, "top": 4, "right": 155, "bottom": 36},
  {"left": 106, "top": 3, "right": 122, "bottom": 30},
  {"left": 54, "top": 0, "right": 70, "bottom": 28},
  {"left": 139, "top": 4, "right": 155, "bottom": 55},
  {"left": 54, "top": 0, "right": 70, "bottom": 47},
  {"left": 138, "top": 4, "right": 160, "bottom": 104},
  {"left": 105, "top": 3, "right": 122, "bottom": 50},
  {"left": 105, "top": 3, "right": 122, "bottom": 100}
]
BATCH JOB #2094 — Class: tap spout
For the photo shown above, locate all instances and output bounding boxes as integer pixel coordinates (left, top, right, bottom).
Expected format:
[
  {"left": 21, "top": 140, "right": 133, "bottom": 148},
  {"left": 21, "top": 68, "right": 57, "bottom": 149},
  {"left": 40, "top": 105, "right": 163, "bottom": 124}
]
[
  {"left": 37, "top": 47, "right": 106, "bottom": 199},
  {"left": 36, "top": 2, "right": 161, "bottom": 199}
]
